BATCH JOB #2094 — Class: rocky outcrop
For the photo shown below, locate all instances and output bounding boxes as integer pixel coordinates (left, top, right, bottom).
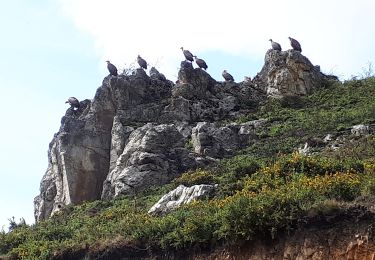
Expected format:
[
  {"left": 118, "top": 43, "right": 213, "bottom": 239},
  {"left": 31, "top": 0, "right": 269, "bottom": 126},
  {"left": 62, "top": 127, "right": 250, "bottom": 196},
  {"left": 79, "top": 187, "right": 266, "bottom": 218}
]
[
  {"left": 148, "top": 184, "right": 216, "bottom": 215},
  {"left": 34, "top": 95, "right": 113, "bottom": 221},
  {"left": 35, "top": 49, "right": 331, "bottom": 221},
  {"left": 34, "top": 72, "right": 173, "bottom": 221},
  {"left": 35, "top": 63, "right": 265, "bottom": 220},
  {"left": 253, "top": 49, "right": 337, "bottom": 97}
]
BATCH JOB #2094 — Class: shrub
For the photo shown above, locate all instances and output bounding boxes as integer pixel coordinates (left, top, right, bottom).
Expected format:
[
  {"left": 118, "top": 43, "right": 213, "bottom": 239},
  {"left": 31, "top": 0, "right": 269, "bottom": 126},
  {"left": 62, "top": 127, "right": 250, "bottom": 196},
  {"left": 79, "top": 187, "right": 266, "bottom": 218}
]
[
  {"left": 173, "top": 169, "right": 215, "bottom": 186},
  {"left": 221, "top": 155, "right": 261, "bottom": 178},
  {"left": 276, "top": 152, "right": 364, "bottom": 177}
]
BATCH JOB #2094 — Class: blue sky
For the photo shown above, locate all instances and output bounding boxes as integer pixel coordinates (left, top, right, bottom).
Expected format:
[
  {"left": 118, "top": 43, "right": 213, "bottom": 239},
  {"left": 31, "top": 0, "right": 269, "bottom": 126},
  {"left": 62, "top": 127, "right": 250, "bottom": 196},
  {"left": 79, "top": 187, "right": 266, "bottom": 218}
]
[
  {"left": 0, "top": 0, "right": 102, "bottom": 229},
  {"left": 0, "top": 0, "right": 374, "bottom": 229}
]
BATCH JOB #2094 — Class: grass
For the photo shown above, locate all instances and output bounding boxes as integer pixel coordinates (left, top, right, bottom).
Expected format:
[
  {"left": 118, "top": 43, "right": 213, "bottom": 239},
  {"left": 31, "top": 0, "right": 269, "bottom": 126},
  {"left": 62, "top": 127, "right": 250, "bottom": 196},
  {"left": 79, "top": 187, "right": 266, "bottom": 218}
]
[
  {"left": 1, "top": 77, "right": 375, "bottom": 259},
  {"left": 236, "top": 77, "right": 375, "bottom": 159}
]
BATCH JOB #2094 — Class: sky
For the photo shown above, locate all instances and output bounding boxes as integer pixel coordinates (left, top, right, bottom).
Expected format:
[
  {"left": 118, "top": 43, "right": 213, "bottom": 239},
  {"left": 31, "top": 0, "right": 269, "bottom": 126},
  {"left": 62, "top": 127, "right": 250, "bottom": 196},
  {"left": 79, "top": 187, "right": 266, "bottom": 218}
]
[{"left": 0, "top": 0, "right": 374, "bottom": 230}]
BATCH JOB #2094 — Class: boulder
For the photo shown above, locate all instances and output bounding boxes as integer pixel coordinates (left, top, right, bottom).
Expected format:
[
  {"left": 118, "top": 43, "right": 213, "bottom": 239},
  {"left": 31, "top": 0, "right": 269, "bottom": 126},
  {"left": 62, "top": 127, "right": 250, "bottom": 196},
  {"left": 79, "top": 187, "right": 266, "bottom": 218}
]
[
  {"left": 148, "top": 184, "right": 216, "bottom": 215},
  {"left": 351, "top": 124, "right": 370, "bottom": 136}
]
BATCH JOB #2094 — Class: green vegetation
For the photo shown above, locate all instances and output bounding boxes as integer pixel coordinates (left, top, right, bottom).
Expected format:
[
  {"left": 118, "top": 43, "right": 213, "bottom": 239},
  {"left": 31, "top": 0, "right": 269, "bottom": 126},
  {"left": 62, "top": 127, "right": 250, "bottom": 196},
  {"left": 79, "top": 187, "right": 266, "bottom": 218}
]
[
  {"left": 1, "top": 77, "right": 375, "bottom": 259},
  {"left": 239, "top": 77, "right": 375, "bottom": 159}
]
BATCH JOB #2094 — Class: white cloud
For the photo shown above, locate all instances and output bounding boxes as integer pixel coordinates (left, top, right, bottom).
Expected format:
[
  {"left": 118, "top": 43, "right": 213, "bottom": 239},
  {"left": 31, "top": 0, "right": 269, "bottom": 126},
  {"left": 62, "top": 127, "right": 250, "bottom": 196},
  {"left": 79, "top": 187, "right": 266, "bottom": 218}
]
[{"left": 59, "top": 0, "right": 375, "bottom": 79}]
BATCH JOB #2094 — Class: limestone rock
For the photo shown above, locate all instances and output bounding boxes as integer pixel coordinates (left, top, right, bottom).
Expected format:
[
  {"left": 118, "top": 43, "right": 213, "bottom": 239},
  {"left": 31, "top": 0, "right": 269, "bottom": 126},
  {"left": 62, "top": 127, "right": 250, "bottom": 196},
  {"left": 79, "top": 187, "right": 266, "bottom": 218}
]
[
  {"left": 109, "top": 116, "right": 134, "bottom": 172},
  {"left": 174, "top": 62, "right": 216, "bottom": 99},
  {"left": 324, "top": 134, "right": 333, "bottom": 143},
  {"left": 191, "top": 119, "right": 267, "bottom": 158},
  {"left": 34, "top": 91, "right": 115, "bottom": 222},
  {"left": 298, "top": 143, "right": 311, "bottom": 156},
  {"left": 253, "top": 49, "right": 337, "bottom": 97},
  {"left": 101, "top": 124, "right": 200, "bottom": 199},
  {"left": 351, "top": 124, "right": 370, "bottom": 136},
  {"left": 149, "top": 66, "right": 167, "bottom": 82},
  {"left": 163, "top": 64, "right": 265, "bottom": 123},
  {"left": 148, "top": 184, "right": 216, "bottom": 215},
  {"left": 34, "top": 73, "right": 173, "bottom": 221}
]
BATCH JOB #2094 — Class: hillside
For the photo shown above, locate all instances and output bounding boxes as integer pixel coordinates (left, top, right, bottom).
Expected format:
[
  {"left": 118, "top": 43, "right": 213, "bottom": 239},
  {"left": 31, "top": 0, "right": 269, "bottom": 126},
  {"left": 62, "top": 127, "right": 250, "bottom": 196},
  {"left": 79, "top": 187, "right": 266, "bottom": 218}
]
[{"left": 1, "top": 50, "right": 375, "bottom": 259}]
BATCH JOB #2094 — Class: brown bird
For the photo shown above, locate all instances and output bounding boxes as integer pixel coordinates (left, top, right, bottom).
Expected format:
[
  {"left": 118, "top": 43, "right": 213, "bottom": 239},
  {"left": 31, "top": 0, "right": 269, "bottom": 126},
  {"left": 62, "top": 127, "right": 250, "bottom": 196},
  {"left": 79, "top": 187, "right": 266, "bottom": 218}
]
[
  {"left": 222, "top": 70, "right": 234, "bottom": 82},
  {"left": 106, "top": 61, "right": 118, "bottom": 76},
  {"left": 180, "top": 47, "right": 194, "bottom": 62},
  {"left": 193, "top": 56, "right": 208, "bottom": 70},
  {"left": 269, "top": 39, "right": 282, "bottom": 51},
  {"left": 137, "top": 55, "right": 147, "bottom": 70},
  {"left": 288, "top": 37, "right": 302, "bottom": 52},
  {"left": 65, "top": 97, "right": 80, "bottom": 109}
]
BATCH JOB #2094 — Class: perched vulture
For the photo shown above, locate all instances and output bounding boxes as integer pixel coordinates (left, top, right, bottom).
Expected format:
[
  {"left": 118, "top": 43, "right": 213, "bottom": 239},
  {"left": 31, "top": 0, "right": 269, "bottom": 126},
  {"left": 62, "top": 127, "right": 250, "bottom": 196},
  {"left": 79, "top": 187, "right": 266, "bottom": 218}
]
[
  {"left": 222, "top": 70, "right": 234, "bottom": 82},
  {"left": 269, "top": 39, "right": 282, "bottom": 51},
  {"left": 137, "top": 55, "right": 147, "bottom": 70},
  {"left": 180, "top": 47, "right": 194, "bottom": 62},
  {"left": 194, "top": 56, "right": 208, "bottom": 70},
  {"left": 65, "top": 97, "right": 80, "bottom": 109},
  {"left": 288, "top": 37, "right": 302, "bottom": 52},
  {"left": 106, "top": 61, "right": 118, "bottom": 76}
]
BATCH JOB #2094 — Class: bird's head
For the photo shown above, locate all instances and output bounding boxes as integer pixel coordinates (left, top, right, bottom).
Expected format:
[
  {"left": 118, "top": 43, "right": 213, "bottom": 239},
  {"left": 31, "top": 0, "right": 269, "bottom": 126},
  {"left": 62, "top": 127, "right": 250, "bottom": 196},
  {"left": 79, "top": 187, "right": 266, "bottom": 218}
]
[
  {"left": 288, "top": 37, "right": 292, "bottom": 41},
  {"left": 65, "top": 100, "right": 69, "bottom": 104},
  {"left": 180, "top": 47, "right": 184, "bottom": 51},
  {"left": 137, "top": 55, "right": 141, "bottom": 58},
  {"left": 106, "top": 60, "right": 110, "bottom": 64},
  {"left": 269, "top": 39, "right": 273, "bottom": 42},
  {"left": 223, "top": 70, "right": 227, "bottom": 73}
]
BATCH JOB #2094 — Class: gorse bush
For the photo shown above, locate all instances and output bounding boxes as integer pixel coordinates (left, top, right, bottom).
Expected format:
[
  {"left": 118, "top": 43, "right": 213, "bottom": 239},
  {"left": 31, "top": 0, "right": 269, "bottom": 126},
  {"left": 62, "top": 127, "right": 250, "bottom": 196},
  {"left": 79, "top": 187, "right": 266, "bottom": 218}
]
[
  {"left": 173, "top": 169, "right": 215, "bottom": 186},
  {"left": 276, "top": 152, "right": 364, "bottom": 177},
  {"left": 221, "top": 155, "right": 261, "bottom": 178}
]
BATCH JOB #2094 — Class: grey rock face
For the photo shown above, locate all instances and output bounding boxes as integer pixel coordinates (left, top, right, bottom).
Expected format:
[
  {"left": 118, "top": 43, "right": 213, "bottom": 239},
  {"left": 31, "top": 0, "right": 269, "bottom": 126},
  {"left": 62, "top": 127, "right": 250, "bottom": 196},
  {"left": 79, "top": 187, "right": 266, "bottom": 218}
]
[
  {"left": 149, "top": 67, "right": 167, "bottom": 82},
  {"left": 162, "top": 63, "right": 265, "bottom": 123},
  {"left": 109, "top": 116, "right": 134, "bottom": 172},
  {"left": 191, "top": 120, "right": 267, "bottom": 158},
  {"left": 253, "top": 49, "right": 337, "bottom": 97},
  {"left": 34, "top": 74, "right": 173, "bottom": 222},
  {"left": 101, "top": 123, "right": 201, "bottom": 199},
  {"left": 34, "top": 91, "right": 115, "bottom": 222},
  {"left": 174, "top": 63, "right": 216, "bottom": 99},
  {"left": 148, "top": 184, "right": 216, "bottom": 215}
]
